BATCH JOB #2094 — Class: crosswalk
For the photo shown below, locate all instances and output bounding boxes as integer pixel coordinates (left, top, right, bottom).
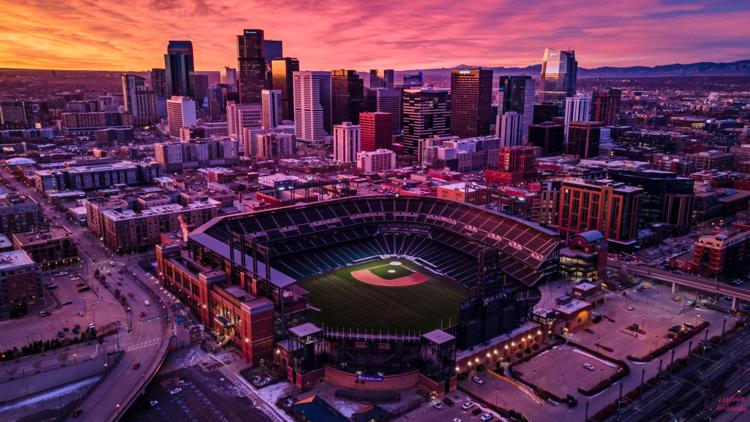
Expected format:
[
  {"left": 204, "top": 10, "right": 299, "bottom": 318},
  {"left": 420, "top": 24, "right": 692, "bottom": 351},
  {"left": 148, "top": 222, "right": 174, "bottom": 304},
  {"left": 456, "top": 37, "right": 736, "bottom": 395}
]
[{"left": 126, "top": 337, "right": 162, "bottom": 351}]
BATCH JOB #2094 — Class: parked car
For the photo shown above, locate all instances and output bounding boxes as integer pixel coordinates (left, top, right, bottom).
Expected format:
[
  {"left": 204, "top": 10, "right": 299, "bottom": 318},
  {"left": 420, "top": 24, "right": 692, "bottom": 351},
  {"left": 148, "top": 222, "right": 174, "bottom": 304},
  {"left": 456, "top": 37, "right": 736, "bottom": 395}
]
[
  {"left": 583, "top": 363, "right": 595, "bottom": 371},
  {"left": 472, "top": 376, "right": 484, "bottom": 385},
  {"left": 144, "top": 300, "right": 150, "bottom": 306},
  {"left": 70, "top": 409, "right": 82, "bottom": 417},
  {"left": 131, "top": 362, "right": 140, "bottom": 369},
  {"left": 433, "top": 401, "right": 444, "bottom": 410},
  {"left": 480, "top": 413, "right": 493, "bottom": 422},
  {"left": 39, "top": 310, "right": 50, "bottom": 317},
  {"left": 169, "top": 387, "right": 182, "bottom": 395},
  {"left": 461, "top": 401, "right": 473, "bottom": 410},
  {"left": 149, "top": 400, "right": 159, "bottom": 407}
]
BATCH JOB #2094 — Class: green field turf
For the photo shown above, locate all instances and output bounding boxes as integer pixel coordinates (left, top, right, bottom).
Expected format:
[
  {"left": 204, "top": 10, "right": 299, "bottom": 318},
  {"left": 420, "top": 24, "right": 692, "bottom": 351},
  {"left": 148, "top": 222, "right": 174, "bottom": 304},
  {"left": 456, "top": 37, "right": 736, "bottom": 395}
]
[
  {"left": 298, "top": 259, "right": 472, "bottom": 331},
  {"left": 368, "top": 263, "right": 413, "bottom": 279}
]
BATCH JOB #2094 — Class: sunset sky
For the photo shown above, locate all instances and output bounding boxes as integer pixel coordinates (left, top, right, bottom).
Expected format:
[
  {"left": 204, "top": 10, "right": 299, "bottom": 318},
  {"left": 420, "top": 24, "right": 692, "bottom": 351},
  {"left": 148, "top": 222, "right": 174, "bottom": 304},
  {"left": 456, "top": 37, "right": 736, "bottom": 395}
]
[{"left": 1, "top": 0, "right": 749, "bottom": 71}]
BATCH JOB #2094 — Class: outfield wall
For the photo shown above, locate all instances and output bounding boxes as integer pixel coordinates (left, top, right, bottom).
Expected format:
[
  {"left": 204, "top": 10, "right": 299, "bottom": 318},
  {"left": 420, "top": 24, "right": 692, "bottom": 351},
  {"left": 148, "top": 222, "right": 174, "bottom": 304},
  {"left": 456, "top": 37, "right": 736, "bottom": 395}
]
[{"left": 324, "top": 366, "right": 419, "bottom": 391}]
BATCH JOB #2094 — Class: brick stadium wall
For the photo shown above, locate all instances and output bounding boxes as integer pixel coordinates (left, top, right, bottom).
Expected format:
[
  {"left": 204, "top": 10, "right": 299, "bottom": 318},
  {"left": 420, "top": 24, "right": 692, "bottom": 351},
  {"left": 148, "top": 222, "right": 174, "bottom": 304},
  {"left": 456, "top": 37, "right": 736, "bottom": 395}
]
[{"left": 324, "top": 366, "right": 419, "bottom": 391}]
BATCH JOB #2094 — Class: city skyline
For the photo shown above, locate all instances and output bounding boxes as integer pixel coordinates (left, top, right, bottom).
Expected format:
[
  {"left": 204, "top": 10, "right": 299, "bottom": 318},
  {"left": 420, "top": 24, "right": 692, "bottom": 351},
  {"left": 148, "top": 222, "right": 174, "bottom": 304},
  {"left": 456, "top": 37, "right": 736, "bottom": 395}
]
[{"left": 1, "top": 1, "right": 749, "bottom": 71}]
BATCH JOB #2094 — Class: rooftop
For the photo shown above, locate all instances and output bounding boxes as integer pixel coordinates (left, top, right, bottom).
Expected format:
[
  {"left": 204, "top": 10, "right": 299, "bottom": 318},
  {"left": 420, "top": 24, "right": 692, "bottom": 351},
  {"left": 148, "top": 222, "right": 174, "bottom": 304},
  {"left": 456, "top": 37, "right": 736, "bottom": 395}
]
[{"left": 0, "top": 250, "right": 35, "bottom": 270}]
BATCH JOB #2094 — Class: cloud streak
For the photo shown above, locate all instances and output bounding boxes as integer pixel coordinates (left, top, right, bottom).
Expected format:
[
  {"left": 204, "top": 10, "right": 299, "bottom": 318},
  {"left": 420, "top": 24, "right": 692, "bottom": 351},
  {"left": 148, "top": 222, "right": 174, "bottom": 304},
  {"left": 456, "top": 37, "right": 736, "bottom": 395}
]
[{"left": 0, "top": 0, "right": 748, "bottom": 71}]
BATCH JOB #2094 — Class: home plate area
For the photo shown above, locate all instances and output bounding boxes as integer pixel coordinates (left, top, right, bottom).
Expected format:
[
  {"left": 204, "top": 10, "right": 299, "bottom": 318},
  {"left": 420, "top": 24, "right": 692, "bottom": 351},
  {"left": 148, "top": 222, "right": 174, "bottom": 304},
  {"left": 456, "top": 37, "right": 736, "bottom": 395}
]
[{"left": 350, "top": 260, "right": 430, "bottom": 287}]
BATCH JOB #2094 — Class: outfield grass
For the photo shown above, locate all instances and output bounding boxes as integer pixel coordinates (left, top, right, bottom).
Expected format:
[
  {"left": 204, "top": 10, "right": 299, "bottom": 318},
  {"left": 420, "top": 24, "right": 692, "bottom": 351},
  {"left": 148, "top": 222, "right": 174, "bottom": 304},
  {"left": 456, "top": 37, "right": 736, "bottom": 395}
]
[{"left": 298, "top": 259, "right": 472, "bottom": 331}]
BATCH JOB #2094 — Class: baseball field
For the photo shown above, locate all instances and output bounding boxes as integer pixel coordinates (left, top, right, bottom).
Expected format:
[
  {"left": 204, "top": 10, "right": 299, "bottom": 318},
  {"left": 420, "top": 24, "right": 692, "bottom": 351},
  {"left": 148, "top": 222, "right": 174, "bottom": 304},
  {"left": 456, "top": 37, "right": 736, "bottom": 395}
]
[{"left": 298, "top": 258, "right": 472, "bottom": 331}]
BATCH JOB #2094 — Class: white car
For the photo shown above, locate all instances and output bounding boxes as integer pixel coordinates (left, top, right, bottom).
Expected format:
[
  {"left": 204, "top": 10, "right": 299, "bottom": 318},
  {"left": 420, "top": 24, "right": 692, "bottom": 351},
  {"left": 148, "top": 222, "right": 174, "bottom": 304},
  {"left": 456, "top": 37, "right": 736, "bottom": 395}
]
[
  {"left": 480, "top": 413, "right": 493, "bottom": 422},
  {"left": 169, "top": 387, "right": 182, "bottom": 395},
  {"left": 472, "top": 376, "right": 484, "bottom": 385},
  {"left": 452, "top": 418, "right": 463, "bottom": 422},
  {"left": 461, "top": 401, "right": 473, "bottom": 410},
  {"left": 583, "top": 363, "right": 595, "bottom": 371},
  {"left": 144, "top": 300, "right": 150, "bottom": 306},
  {"left": 433, "top": 401, "right": 444, "bottom": 410}
]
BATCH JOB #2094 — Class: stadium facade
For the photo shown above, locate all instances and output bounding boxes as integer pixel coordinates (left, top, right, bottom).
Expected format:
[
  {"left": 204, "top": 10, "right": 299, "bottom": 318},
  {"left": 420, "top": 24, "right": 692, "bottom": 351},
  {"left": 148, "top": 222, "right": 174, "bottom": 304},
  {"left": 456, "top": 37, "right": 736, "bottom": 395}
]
[{"left": 156, "top": 195, "right": 560, "bottom": 393}]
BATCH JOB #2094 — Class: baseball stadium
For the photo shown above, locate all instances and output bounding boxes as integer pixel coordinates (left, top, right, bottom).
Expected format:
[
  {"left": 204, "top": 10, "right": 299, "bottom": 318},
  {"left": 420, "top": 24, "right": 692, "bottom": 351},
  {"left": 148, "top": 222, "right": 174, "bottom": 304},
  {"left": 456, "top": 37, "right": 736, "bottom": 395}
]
[{"left": 160, "top": 195, "right": 560, "bottom": 392}]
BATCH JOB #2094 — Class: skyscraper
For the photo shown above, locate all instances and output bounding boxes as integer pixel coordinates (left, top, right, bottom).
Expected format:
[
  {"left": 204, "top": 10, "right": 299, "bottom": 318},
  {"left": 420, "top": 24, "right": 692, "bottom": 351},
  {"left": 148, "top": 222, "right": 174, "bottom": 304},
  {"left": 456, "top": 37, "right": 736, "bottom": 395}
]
[
  {"left": 224, "top": 67, "right": 238, "bottom": 92},
  {"left": 293, "top": 71, "right": 332, "bottom": 144},
  {"left": 189, "top": 73, "right": 209, "bottom": 108},
  {"left": 331, "top": 69, "right": 364, "bottom": 125},
  {"left": 591, "top": 88, "right": 622, "bottom": 126},
  {"left": 401, "top": 88, "right": 450, "bottom": 156},
  {"left": 450, "top": 69, "right": 493, "bottom": 138},
  {"left": 359, "top": 112, "right": 392, "bottom": 151},
  {"left": 237, "top": 29, "right": 266, "bottom": 104},
  {"left": 150, "top": 68, "right": 167, "bottom": 98},
  {"left": 227, "top": 101, "right": 263, "bottom": 156},
  {"left": 369, "top": 69, "right": 395, "bottom": 89},
  {"left": 121, "top": 74, "right": 156, "bottom": 126},
  {"left": 497, "top": 112, "right": 524, "bottom": 148},
  {"left": 375, "top": 88, "right": 401, "bottom": 135},
  {"left": 564, "top": 94, "right": 591, "bottom": 140},
  {"left": 261, "top": 89, "right": 282, "bottom": 130},
  {"left": 498, "top": 76, "right": 535, "bottom": 140},
  {"left": 539, "top": 48, "right": 578, "bottom": 108},
  {"left": 529, "top": 122, "right": 565, "bottom": 156},
  {"left": 271, "top": 57, "right": 300, "bottom": 121},
  {"left": 566, "top": 121, "right": 601, "bottom": 158},
  {"left": 334, "top": 122, "right": 360, "bottom": 163},
  {"left": 166, "top": 96, "right": 196, "bottom": 138},
  {"left": 164, "top": 41, "right": 194, "bottom": 98}
]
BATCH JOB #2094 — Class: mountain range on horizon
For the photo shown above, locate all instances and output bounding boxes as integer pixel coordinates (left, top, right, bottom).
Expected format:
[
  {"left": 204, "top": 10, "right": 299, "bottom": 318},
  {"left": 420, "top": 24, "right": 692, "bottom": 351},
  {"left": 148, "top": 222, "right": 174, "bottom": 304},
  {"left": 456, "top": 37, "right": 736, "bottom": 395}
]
[{"left": 1, "top": 59, "right": 749, "bottom": 79}]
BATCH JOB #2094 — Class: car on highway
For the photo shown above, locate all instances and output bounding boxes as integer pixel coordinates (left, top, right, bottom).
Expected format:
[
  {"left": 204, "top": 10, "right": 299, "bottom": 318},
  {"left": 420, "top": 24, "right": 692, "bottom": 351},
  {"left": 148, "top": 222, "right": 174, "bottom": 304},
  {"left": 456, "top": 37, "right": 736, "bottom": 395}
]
[
  {"left": 131, "top": 362, "right": 140, "bottom": 369},
  {"left": 583, "top": 363, "right": 595, "bottom": 371},
  {"left": 472, "top": 376, "right": 484, "bottom": 385}
]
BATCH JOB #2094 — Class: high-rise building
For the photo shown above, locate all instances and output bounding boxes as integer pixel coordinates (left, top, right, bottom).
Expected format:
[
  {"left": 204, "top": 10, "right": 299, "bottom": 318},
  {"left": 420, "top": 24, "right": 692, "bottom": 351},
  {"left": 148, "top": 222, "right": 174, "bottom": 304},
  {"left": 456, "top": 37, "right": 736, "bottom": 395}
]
[
  {"left": 375, "top": 88, "right": 401, "bottom": 135},
  {"left": 293, "top": 71, "right": 332, "bottom": 144},
  {"left": 331, "top": 69, "right": 364, "bottom": 125},
  {"left": 166, "top": 96, "right": 196, "bottom": 138},
  {"left": 402, "top": 72, "right": 424, "bottom": 87},
  {"left": 557, "top": 179, "right": 642, "bottom": 243},
  {"left": 150, "top": 68, "right": 167, "bottom": 98},
  {"left": 401, "top": 88, "right": 450, "bottom": 156},
  {"left": 271, "top": 57, "right": 299, "bottom": 121},
  {"left": 359, "top": 112, "right": 392, "bottom": 151},
  {"left": 497, "top": 112, "right": 524, "bottom": 148},
  {"left": 224, "top": 67, "right": 238, "bottom": 92},
  {"left": 333, "top": 122, "right": 360, "bottom": 163},
  {"left": 121, "top": 74, "right": 156, "bottom": 126},
  {"left": 227, "top": 101, "right": 262, "bottom": 155},
  {"left": 357, "top": 149, "right": 396, "bottom": 172},
  {"left": 565, "top": 121, "right": 601, "bottom": 158},
  {"left": 539, "top": 48, "right": 577, "bottom": 107},
  {"left": 529, "top": 122, "right": 564, "bottom": 155},
  {"left": 237, "top": 29, "right": 266, "bottom": 104},
  {"left": 498, "top": 76, "right": 535, "bottom": 140},
  {"left": 591, "top": 88, "right": 622, "bottom": 126},
  {"left": 256, "top": 131, "right": 295, "bottom": 160},
  {"left": 189, "top": 73, "right": 209, "bottom": 108},
  {"left": 261, "top": 89, "right": 282, "bottom": 130},
  {"left": 369, "top": 69, "right": 395, "bottom": 89},
  {"left": 450, "top": 69, "right": 493, "bottom": 138},
  {"left": 563, "top": 94, "right": 591, "bottom": 140},
  {"left": 164, "top": 41, "right": 194, "bottom": 98}
]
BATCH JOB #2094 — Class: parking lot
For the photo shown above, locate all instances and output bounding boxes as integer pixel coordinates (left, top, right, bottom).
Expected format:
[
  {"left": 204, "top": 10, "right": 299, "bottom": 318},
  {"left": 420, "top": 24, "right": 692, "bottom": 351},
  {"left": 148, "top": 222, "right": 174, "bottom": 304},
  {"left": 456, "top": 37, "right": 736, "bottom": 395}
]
[
  {"left": 124, "top": 365, "right": 271, "bottom": 422},
  {"left": 514, "top": 345, "right": 619, "bottom": 398},
  {"left": 569, "top": 283, "right": 735, "bottom": 361},
  {"left": 395, "top": 389, "right": 503, "bottom": 422},
  {"left": 0, "top": 266, "right": 125, "bottom": 351}
]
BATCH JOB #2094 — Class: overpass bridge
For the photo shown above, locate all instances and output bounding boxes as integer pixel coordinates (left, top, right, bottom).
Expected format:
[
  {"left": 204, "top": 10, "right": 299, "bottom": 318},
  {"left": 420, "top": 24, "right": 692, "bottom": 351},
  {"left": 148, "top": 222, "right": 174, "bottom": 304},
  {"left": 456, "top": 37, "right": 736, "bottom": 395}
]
[{"left": 609, "top": 262, "right": 750, "bottom": 310}]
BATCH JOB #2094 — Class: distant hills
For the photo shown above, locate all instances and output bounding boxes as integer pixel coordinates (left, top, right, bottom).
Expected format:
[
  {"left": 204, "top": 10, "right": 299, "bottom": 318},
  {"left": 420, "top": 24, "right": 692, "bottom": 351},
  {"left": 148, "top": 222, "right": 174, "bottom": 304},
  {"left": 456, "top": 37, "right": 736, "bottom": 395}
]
[{"left": 405, "top": 60, "right": 750, "bottom": 78}]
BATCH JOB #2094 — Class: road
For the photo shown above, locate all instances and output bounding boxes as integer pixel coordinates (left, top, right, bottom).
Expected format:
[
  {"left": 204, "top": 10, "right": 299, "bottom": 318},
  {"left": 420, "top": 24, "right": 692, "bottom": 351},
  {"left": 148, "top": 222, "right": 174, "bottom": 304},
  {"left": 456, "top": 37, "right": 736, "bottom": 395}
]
[
  {"left": 610, "top": 261, "right": 750, "bottom": 303},
  {"left": 0, "top": 170, "right": 174, "bottom": 422}
]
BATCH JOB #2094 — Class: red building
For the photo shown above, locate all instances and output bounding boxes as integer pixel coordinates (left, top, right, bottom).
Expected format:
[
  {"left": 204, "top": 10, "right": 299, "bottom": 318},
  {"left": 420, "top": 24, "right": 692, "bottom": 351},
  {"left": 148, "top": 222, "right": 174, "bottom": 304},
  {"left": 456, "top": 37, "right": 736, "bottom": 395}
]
[
  {"left": 484, "top": 146, "right": 537, "bottom": 185},
  {"left": 591, "top": 88, "right": 621, "bottom": 126},
  {"left": 359, "top": 112, "right": 392, "bottom": 151}
]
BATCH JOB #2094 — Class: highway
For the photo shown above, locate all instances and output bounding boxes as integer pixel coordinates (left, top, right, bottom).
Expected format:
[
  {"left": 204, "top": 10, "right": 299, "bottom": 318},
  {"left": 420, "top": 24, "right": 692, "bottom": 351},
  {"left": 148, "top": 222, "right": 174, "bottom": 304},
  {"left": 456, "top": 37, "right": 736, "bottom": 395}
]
[
  {"left": 609, "top": 261, "right": 750, "bottom": 303},
  {"left": 0, "top": 170, "right": 174, "bottom": 422}
]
